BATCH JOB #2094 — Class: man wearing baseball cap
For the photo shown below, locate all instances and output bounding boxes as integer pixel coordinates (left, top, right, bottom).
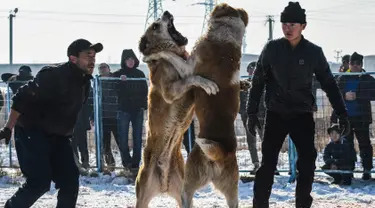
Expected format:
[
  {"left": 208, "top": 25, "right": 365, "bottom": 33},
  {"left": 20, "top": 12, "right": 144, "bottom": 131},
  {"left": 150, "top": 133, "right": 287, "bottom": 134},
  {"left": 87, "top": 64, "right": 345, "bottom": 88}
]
[{"left": 0, "top": 38, "right": 102, "bottom": 207}]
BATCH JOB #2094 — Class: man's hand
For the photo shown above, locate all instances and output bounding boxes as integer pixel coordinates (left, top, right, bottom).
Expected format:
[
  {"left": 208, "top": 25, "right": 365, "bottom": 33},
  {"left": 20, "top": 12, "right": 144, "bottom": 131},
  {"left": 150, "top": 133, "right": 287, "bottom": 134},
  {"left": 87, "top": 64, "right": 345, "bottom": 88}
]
[
  {"left": 120, "top": 75, "right": 127, "bottom": 81},
  {"left": 331, "top": 164, "right": 337, "bottom": 170},
  {"left": 345, "top": 91, "right": 356, "bottom": 101},
  {"left": 182, "top": 51, "right": 190, "bottom": 60},
  {"left": 247, "top": 114, "right": 261, "bottom": 137},
  {"left": 0, "top": 127, "right": 12, "bottom": 145},
  {"left": 240, "top": 80, "right": 251, "bottom": 91},
  {"left": 338, "top": 116, "right": 350, "bottom": 137}
]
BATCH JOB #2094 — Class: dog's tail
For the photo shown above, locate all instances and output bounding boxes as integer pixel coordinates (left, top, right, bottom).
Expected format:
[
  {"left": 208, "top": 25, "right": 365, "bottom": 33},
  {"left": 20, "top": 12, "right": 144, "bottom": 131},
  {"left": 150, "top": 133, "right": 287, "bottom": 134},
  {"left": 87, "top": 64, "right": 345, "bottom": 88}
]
[{"left": 195, "top": 138, "right": 226, "bottom": 161}]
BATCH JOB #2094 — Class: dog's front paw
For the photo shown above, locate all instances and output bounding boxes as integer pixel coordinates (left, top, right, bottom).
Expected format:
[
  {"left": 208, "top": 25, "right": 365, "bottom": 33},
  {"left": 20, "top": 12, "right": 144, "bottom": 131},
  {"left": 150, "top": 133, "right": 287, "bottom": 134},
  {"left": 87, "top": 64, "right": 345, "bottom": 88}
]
[
  {"left": 196, "top": 77, "right": 219, "bottom": 95},
  {"left": 142, "top": 54, "right": 159, "bottom": 63},
  {"left": 240, "top": 80, "right": 251, "bottom": 91}
]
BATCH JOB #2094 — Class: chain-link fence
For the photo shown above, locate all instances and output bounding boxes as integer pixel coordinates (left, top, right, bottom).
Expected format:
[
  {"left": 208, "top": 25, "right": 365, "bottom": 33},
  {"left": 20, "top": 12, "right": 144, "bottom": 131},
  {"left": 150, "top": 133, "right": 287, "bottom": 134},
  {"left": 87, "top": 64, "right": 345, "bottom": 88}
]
[{"left": 0, "top": 72, "right": 374, "bottom": 183}]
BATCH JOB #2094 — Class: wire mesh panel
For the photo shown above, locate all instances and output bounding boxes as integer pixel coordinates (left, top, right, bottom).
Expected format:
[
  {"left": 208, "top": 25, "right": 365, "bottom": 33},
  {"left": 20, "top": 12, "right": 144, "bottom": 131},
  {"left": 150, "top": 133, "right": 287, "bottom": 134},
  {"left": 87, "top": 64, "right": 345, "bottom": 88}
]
[{"left": 1, "top": 72, "right": 374, "bottom": 179}]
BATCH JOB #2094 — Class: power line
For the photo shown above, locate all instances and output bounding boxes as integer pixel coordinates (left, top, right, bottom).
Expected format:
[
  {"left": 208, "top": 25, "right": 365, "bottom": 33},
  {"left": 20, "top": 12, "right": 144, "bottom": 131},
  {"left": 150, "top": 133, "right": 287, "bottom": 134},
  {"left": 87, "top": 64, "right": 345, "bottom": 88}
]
[
  {"left": 15, "top": 16, "right": 203, "bottom": 25},
  {"left": 19, "top": 9, "right": 204, "bottom": 19},
  {"left": 334, "top": 50, "right": 343, "bottom": 63}
]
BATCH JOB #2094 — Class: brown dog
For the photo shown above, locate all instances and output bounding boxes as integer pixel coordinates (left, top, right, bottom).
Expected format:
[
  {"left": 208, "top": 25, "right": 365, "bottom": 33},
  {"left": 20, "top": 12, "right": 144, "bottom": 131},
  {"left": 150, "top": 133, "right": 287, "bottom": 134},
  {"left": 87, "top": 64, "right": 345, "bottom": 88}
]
[
  {"left": 135, "top": 11, "right": 219, "bottom": 208},
  {"left": 182, "top": 3, "right": 248, "bottom": 208}
]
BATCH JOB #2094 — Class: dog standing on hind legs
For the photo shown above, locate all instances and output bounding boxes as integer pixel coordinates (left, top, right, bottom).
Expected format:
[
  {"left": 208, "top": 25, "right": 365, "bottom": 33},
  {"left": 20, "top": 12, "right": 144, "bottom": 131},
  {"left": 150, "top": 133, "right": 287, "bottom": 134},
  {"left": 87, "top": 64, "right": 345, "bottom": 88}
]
[
  {"left": 181, "top": 3, "right": 249, "bottom": 208},
  {"left": 135, "top": 11, "right": 219, "bottom": 208}
]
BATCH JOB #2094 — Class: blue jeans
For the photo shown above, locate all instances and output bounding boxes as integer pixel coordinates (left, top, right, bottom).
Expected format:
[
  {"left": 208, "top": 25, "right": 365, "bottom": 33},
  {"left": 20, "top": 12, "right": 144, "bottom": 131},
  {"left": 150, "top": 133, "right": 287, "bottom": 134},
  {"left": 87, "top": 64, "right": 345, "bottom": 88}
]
[{"left": 117, "top": 110, "right": 144, "bottom": 169}]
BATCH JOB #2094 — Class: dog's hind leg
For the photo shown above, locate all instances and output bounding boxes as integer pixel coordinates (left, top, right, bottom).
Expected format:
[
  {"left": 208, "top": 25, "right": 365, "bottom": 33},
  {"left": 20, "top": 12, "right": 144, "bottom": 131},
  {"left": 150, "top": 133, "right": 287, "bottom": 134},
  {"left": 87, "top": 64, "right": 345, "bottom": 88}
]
[
  {"left": 181, "top": 146, "right": 211, "bottom": 208},
  {"left": 167, "top": 153, "right": 185, "bottom": 207},
  {"left": 211, "top": 155, "right": 239, "bottom": 208},
  {"left": 135, "top": 165, "right": 159, "bottom": 208}
]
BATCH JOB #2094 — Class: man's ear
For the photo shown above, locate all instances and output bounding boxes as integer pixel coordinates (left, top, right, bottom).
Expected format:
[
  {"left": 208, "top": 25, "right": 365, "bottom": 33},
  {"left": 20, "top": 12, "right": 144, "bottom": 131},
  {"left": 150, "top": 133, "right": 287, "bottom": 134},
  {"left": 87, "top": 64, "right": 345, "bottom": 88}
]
[
  {"left": 302, "top": 23, "right": 307, "bottom": 30},
  {"left": 69, "top": 55, "right": 78, "bottom": 64}
]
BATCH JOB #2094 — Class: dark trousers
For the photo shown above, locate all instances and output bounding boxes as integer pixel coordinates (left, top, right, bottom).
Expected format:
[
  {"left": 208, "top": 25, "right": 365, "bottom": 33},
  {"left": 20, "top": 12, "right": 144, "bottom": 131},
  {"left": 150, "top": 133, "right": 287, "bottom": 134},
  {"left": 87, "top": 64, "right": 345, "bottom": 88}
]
[
  {"left": 117, "top": 110, "right": 144, "bottom": 169},
  {"left": 347, "top": 119, "right": 373, "bottom": 170},
  {"left": 5, "top": 127, "right": 79, "bottom": 208},
  {"left": 253, "top": 111, "right": 317, "bottom": 208},
  {"left": 72, "top": 125, "right": 89, "bottom": 166},
  {"left": 240, "top": 112, "right": 260, "bottom": 165},
  {"left": 321, "top": 164, "right": 353, "bottom": 182},
  {"left": 102, "top": 117, "right": 121, "bottom": 166},
  {"left": 183, "top": 120, "right": 195, "bottom": 154}
]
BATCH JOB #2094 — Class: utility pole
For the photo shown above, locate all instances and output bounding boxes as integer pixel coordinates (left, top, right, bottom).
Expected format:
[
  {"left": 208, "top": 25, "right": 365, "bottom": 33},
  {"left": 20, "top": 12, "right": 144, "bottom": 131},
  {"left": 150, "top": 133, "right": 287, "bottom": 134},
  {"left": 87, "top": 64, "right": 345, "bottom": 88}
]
[
  {"left": 192, "top": 0, "right": 217, "bottom": 35},
  {"left": 266, "top": 15, "right": 274, "bottom": 41},
  {"left": 144, "top": 0, "right": 163, "bottom": 31},
  {"left": 242, "top": 31, "right": 247, "bottom": 53},
  {"left": 9, "top": 8, "right": 18, "bottom": 65},
  {"left": 334, "top": 49, "right": 343, "bottom": 63}
]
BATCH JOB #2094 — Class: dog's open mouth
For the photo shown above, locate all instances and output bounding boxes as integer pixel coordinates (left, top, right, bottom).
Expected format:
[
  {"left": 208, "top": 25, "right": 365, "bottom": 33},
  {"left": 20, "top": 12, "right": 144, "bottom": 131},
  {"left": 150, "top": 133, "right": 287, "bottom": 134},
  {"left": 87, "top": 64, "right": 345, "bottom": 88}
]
[{"left": 163, "top": 11, "right": 188, "bottom": 46}]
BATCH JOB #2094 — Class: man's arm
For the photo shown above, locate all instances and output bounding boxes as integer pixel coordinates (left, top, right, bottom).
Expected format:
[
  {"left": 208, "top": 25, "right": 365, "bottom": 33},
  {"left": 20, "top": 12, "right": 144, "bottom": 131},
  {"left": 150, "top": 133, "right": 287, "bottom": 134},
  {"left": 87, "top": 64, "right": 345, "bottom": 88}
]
[
  {"left": 323, "top": 144, "right": 334, "bottom": 165},
  {"left": 314, "top": 48, "right": 347, "bottom": 118},
  {"left": 9, "top": 67, "right": 57, "bottom": 130},
  {"left": 247, "top": 44, "right": 268, "bottom": 115}
]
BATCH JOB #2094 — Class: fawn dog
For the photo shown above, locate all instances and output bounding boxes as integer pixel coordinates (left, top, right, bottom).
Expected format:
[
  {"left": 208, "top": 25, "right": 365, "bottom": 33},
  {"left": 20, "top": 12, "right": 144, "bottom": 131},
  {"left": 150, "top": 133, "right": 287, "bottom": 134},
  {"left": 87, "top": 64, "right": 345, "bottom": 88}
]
[{"left": 135, "top": 10, "right": 219, "bottom": 207}]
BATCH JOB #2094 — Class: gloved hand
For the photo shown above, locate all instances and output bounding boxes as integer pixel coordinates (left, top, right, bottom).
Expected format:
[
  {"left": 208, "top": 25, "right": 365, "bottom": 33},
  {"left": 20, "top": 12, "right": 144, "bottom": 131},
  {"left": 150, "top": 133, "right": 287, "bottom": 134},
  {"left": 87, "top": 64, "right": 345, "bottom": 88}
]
[
  {"left": 338, "top": 116, "right": 350, "bottom": 137},
  {"left": 247, "top": 114, "right": 261, "bottom": 137},
  {"left": 0, "top": 127, "right": 12, "bottom": 145}
]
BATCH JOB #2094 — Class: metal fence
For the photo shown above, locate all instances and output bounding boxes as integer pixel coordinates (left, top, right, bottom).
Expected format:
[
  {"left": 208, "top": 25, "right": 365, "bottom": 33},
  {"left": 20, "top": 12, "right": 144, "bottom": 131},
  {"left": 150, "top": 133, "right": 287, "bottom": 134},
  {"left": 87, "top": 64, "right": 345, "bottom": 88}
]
[{"left": 0, "top": 72, "right": 374, "bottom": 183}]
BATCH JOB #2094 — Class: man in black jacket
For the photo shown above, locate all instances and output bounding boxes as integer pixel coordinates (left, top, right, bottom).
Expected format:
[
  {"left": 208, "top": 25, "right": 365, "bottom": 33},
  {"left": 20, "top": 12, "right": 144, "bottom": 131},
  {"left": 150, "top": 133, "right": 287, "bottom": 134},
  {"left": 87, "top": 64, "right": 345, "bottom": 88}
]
[
  {"left": 112, "top": 49, "right": 148, "bottom": 172},
  {"left": 331, "top": 52, "right": 375, "bottom": 180},
  {"left": 0, "top": 38, "right": 103, "bottom": 207},
  {"left": 239, "top": 62, "right": 261, "bottom": 173},
  {"left": 247, "top": 2, "right": 350, "bottom": 207},
  {"left": 96, "top": 62, "right": 122, "bottom": 169}
]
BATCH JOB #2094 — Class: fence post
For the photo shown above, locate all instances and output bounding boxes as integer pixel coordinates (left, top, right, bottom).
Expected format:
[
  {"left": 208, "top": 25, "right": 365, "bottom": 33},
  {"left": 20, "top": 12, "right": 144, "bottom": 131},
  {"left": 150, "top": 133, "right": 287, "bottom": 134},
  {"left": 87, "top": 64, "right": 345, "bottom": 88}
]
[
  {"left": 6, "top": 84, "right": 13, "bottom": 167},
  {"left": 93, "top": 76, "right": 104, "bottom": 172},
  {"left": 288, "top": 136, "right": 297, "bottom": 183}
]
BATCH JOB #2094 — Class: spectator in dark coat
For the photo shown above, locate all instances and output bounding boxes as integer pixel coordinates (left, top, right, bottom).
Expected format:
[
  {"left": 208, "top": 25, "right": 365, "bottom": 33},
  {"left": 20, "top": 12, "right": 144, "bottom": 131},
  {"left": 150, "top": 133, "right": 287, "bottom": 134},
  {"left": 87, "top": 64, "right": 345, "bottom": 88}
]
[
  {"left": 95, "top": 63, "right": 122, "bottom": 169},
  {"left": 0, "top": 65, "right": 34, "bottom": 174},
  {"left": 322, "top": 124, "right": 355, "bottom": 185},
  {"left": 112, "top": 49, "right": 148, "bottom": 172},
  {"left": 331, "top": 52, "right": 375, "bottom": 180},
  {"left": 1, "top": 65, "right": 34, "bottom": 95},
  {"left": 239, "top": 61, "right": 261, "bottom": 173}
]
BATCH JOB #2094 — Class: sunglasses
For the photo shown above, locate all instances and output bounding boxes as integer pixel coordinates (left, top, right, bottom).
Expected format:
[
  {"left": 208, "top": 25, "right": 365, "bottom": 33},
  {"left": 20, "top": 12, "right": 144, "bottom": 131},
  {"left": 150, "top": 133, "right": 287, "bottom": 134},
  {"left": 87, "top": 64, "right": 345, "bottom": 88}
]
[{"left": 349, "top": 61, "right": 362, "bottom": 66}]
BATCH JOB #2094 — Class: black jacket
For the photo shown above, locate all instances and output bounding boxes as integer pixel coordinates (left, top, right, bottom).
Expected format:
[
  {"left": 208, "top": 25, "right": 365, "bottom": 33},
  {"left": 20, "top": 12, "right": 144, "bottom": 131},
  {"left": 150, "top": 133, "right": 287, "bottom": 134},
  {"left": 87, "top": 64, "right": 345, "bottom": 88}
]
[
  {"left": 112, "top": 49, "right": 148, "bottom": 112},
  {"left": 323, "top": 138, "right": 355, "bottom": 169},
  {"left": 12, "top": 62, "right": 92, "bottom": 136},
  {"left": 331, "top": 72, "right": 375, "bottom": 124},
  {"left": 247, "top": 36, "right": 347, "bottom": 117},
  {"left": 239, "top": 83, "right": 266, "bottom": 120}
]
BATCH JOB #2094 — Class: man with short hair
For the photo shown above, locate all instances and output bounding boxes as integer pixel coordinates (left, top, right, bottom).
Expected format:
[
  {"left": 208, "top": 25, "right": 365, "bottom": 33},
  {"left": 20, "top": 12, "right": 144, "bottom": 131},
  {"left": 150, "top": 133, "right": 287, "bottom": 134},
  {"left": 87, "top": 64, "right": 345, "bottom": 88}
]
[
  {"left": 95, "top": 62, "right": 123, "bottom": 169},
  {"left": 239, "top": 61, "right": 261, "bottom": 173},
  {"left": 247, "top": 2, "right": 350, "bottom": 207},
  {"left": 339, "top": 54, "right": 350, "bottom": 73},
  {"left": 0, "top": 38, "right": 103, "bottom": 207},
  {"left": 331, "top": 52, "right": 375, "bottom": 180}
]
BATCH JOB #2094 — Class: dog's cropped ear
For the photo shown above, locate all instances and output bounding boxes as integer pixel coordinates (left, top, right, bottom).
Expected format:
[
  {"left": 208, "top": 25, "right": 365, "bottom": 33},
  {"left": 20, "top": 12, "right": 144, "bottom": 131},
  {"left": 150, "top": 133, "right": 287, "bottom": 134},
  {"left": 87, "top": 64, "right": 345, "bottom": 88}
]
[
  {"left": 139, "top": 36, "right": 149, "bottom": 54},
  {"left": 211, "top": 3, "right": 237, "bottom": 19},
  {"left": 237, "top": 8, "right": 249, "bottom": 27}
]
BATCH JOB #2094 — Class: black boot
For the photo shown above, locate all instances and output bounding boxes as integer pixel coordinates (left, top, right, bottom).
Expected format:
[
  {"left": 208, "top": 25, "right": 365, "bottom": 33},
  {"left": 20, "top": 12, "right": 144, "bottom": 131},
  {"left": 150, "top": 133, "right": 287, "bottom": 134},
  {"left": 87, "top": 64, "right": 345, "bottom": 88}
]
[{"left": 362, "top": 170, "right": 372, "bottom": 180}]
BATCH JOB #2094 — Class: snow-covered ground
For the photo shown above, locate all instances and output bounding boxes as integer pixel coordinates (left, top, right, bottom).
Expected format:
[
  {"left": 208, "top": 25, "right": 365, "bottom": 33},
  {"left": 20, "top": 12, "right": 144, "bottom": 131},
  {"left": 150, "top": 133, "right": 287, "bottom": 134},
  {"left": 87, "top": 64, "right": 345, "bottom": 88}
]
[{"left": 1, "top": 144, "right": 375, "bottom": 207}]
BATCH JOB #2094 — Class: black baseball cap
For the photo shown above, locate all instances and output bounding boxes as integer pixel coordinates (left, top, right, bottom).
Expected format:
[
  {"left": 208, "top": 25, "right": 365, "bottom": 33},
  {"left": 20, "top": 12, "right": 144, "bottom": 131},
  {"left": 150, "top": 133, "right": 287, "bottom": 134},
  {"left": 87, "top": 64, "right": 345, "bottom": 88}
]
[{"left": 67, "top": 39, "right": 103, "bottom": 57}]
